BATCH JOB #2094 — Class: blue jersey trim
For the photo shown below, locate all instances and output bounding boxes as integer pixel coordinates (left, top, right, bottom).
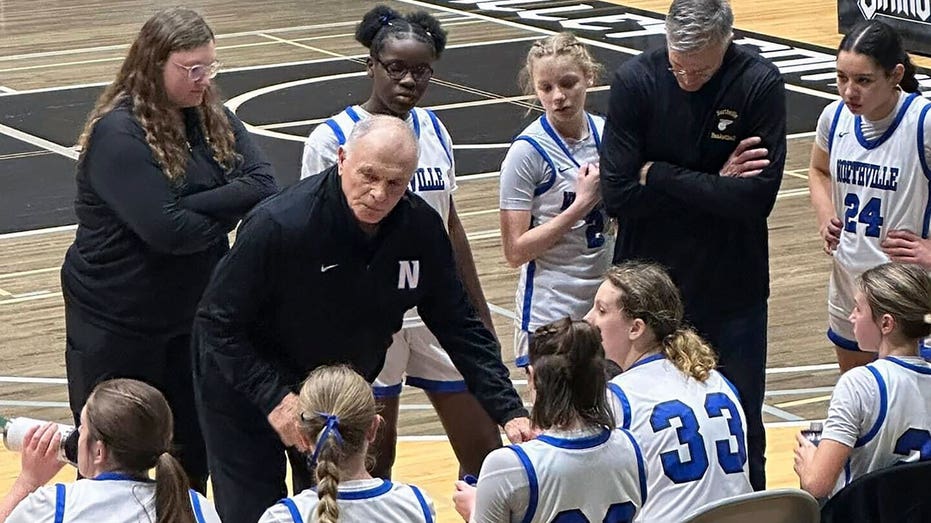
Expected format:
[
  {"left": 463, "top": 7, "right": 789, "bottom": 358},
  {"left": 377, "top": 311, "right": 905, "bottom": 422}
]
[
  {"left": 372, "top": 383, "right": 403, "bottom": 398},
  {"left": 537, "top": 428, "right": 611, "bottom": 449},
  {"left": 607, "top": 382, "right": 631, "bottom": 430},
  {"left": 405, "top": 376, "right": 468, "bottom": 393},
  {"left": 324, "top": 119, "right": 346, "bottom": 146},
  {"left": 827, "top": 101, "right": 844, "bottom": 153},
  {"left": 854, "top": 92, "right": 919, "bottom": 150},
  {"left": 619, "top": 428, "right": 648, "bottom": 506},
  {"left": 411, "top": 109, "right": 421, "bottom": 139},
  {"left": 917, "top": 103, "right": 931, "bottom": 238},
  {"left": 828, "top": 328, "right": 860, "bottom": 352},
  {"left": 54, "top": 483, "right": 65, "bottom": 523},
  {"left": 628, "top": 353, "right": 665, "bottom": 371},
  {"left": 520, "top": 260, "right": 536, "bottom": 332},
  {"left": 190, "top": 490, "right": 207, "bottom": 523},
  {"left": 719, "top": 373, "right": 743, "bottom": 404},
  {"left": 345, "top": 106, "right": 362, "bottom": 123},
  {"left": 508, "top": 445, "right": 539, "bottom": 523},
  {"left": 92, "top": 472, "right": 152, "bottom": 482},
  {"left": 425, "top": 109, "right": 453, "bottom": 164},
  {"left": 843, "top": 459, "right": 851, "bottom": 488},
  {"left": 516, "top": 353, "right": 530, "bottom": 368},
  {"left": 513, "top": 136, "right": 557, "bottom": 196},
  {"left": 279, "top": 498, "right": 304, "bottom": 523},
  {"left": 338, "top": 479, "right": 394, "bottom": 500},
  {"left": 887, "top": 356, "right": 931, "bottom": 375},
  {"left": 539, "top": 115, "right": 586, "bottom": 168},
  {"left": 409, "top": 485, "right": 433, "bottom": 523},
  {"left": 587, "top": 113, "right": 602, "bottom": 153},
  {"left": 855, "top": 365, "right": 888, "bottom": 447}
]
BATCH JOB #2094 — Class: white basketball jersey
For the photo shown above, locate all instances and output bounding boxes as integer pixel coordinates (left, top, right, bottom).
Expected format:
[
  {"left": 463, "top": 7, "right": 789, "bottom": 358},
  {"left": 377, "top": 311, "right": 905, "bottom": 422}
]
[
  {"left": 830, "top": 357, "right": 931, "bottom": 495},
  {"left": 259, "top": 479, "right": 435, "bottom": 523},
  {"left": 829, "top": 93, "right": 931, "bottom": 275},
  {"left": 5, "top": 476, "right": 219, "bottom": 523},
  {"left": 607, "top": 355, "right": 752, "bottom": 522},
  {"left": 301, "top": 105, "right": 456, "bottom": 228},
  {"left": 507, "top": 428, "right": 646, "bottom": 523},
  {"left": 509, "top": 114, "right": 613, "bottom": 357}
]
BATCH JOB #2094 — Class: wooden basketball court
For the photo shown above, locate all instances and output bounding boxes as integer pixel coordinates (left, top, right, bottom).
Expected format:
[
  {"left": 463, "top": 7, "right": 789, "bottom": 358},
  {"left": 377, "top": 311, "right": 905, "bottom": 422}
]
[{"left": 1, "top": 0, "right": 928, "bottom": 520}]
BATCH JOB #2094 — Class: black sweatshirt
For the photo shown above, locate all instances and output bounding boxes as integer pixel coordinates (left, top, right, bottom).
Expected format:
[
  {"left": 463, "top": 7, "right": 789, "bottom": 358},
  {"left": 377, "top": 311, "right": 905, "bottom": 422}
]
[
  {"left": 192, "top": 166, "right": 527, "bottom": 425},
  {"left": 60, "top": 102, "right": 278, "bottom": 335},
  {"left": 601, "top": 44, "right": 786, "bottom": 316}
]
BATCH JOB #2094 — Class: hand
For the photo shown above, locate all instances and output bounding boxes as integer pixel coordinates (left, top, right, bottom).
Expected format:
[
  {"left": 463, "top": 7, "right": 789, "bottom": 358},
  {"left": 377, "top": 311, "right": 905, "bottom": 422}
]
[
  {"left": 881, "top": 230, "right": 931, "bottom": 269},
  {"left": 573, "top": 163, "right": 601, "bottom": 213},
  {"left": 503, "top": 417, "right": 538, "bottom": 444},
  {"left": 452, "top": 481, "right": 477, "bottom": 521},
  {"left": 820, "top": 216, "right": 842, "bottom": 255},
  {"left": 267, "top": 393, "right": 308, "bottom": 452},
  {"left": 793, "top": 432, "right": 817, "bottom": 481},
  {"left": 638, "top": 161, "right": 652, "bottom": 186},
  {"left": 720, "top": 136, "right": 770, "bottom": 177},
  {"left": 17, "top": 423, "right": 65, "bottom": 491}
]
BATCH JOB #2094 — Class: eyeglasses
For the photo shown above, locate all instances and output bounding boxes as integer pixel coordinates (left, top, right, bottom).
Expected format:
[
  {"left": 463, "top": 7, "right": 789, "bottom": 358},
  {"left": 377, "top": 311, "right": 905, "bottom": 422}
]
[
  {"left": 374, "top": 57, "right": 433, "bottom": 83},
  {"left": 173, "top": 60, "right": 220, "bottom": 82},
  {"left": 667, "top": 65, "right": 716, "bottom": 81}
]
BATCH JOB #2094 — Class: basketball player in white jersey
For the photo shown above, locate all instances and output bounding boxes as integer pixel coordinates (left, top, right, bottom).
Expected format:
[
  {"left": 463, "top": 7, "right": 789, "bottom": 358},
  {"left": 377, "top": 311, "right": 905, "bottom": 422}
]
[
  {"left": 0, "top": 379, "right": 220, "bottom": 523},
  {"left": 259, "top": 366, "right": 435, "bottom": 523},
  {"left": 809, "top": 20, "right": 931, "bottom": 372},
  {"left": 499, "top": 33, "right": 613, "bottom": 368},
  {"left": 794, "top": 262, "right": 931, "bottom": 498},
  {"left": 300, "top": 5, "right": 500, "bottom": 480},
  {"left": 452, "top": 318, "right": 646, "bottom": 523},
  {"left": 585, "top": 262, "right": 752, "bottom": 522}
]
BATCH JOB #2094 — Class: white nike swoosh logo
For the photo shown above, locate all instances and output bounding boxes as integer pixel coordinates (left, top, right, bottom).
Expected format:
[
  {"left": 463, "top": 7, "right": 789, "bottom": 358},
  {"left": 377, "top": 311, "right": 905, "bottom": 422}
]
[{"left": 320, "top": 264, "right": 339, "bottom": 272}]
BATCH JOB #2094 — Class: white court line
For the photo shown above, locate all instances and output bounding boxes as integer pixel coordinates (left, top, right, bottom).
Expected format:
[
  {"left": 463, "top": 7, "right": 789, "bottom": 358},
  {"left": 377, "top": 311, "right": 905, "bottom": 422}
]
[
  {"left": 467, "top": 229, "right": 501, "bottom": 241},
  {"left": 0, "top": 86, "right": 16, "bottom": 93},
  {"left": 0, "top": 292, "right": 62, "bottom": 305},
  {"left": 765, "top": 386, "right": 834, "bottom": 397},
  {"left": 0, "top": 224, "right": 76, "bottom": 240},
  {"left": 458, "top": 171, "right": 501, "bottom": 182},
  {"left": 766, "top": 363, "right": 838, "bottom": 374},
  {"left": 487, "top": 303, "right": 516, "bottom": 319},
  {"left": 0, "top": 376, "right": 67, "bottom": 384},
  {"left": 762, "top": 404, "right": 805, "bottom": 421},
  {"left": 458, "top": 208, "right": 498, "bottom": 218},
  {"left": 787, "top": 131, "right": 816, "bottom": 140},
  {"left": 776, "top": 187, "right": 809, "bottom": 199},
  {"left": 0, "top": 123, "right": 78, "bottom": 160},
  {"left": 0, "top": 267, "right": 59, "bottom": 280},
  {"left": 0, "top": 400, "right": 69, "bottom": 408}
]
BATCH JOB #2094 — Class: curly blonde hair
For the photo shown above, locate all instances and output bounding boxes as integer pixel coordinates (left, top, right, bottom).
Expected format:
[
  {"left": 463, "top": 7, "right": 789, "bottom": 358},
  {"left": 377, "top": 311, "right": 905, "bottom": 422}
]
[
  {"left": 606, "top": 262, "right": 718, "bottom": 381},
  {"left": 77, "top": 7, "right": 238, "bottom": 181},
  {"left": 518, "top": 32, "right": 604, "bottom": 98}
]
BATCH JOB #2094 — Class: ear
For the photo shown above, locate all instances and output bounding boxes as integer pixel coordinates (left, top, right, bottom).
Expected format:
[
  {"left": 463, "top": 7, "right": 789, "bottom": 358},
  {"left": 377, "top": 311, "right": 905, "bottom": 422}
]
[
  {"left": 93, "top": 440, "right": 109, "bottom": 468},
  {"left": 891, "top": 63, "right": 905, "bottom": 86},
  {"left": 337, "top": 146, "right": 347, "bottom": 175},
  {"left": 629, "top": 318, "right": 647, "bottom": 341},
  {"left": 366, "top": 56, "right": 375, "bottom": 79},
  {"left": 880, "top": 313, "right": 896, "bottom": 335},
  {"left": 366, "top": 414, "right": 383, "bottom": 444}
]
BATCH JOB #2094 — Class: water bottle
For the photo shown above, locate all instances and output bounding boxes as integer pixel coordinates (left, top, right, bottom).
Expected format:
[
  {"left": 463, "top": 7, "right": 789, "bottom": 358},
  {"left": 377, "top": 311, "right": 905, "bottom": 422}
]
[
  {"left": 801, "top": 421, "right": 823, "bottom": 446},
  {"left": 1, "top": 415, "right": 79, "bottom": 466}
]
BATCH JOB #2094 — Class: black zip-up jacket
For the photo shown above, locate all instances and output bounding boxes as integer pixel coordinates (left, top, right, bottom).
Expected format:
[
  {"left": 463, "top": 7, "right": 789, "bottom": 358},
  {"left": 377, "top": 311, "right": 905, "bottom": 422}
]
[
  {"left": 193, "top": 165, "right": 527, "bottom": 424},
  {"left": 601, "top": 43, "right": 786, "bottom": 316},
  {"left": 60, "top": 102, "right": 278, "bottom": 335}
]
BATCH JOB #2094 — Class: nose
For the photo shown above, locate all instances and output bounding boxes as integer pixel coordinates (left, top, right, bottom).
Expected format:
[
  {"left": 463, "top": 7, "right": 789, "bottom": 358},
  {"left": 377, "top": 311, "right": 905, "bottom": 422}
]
[
  {"left": 583, "top": 308, "right": 593, "bottom": 323},
  {"left": 370, "top": 182, "right": 388, "bottom": 203}
]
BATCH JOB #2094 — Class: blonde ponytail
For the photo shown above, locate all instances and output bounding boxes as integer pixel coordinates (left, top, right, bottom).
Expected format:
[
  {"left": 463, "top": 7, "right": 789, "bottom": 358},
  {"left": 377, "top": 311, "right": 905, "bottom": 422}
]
[{"left": 662, "top": 328, "right": 718, "bottom": 382}]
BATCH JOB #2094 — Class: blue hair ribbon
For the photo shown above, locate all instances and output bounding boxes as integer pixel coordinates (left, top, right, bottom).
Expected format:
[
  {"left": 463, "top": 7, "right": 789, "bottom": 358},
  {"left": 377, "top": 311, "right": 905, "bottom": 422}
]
[{"left": 309, "top": 412, "right": 344, "bottom": 467}]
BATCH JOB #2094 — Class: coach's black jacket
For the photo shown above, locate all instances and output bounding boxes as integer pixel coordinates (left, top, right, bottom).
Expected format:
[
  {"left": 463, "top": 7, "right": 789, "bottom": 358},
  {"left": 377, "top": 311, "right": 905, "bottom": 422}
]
[{"left": 192, "top": 165, "right": 527, "bottom": 425}]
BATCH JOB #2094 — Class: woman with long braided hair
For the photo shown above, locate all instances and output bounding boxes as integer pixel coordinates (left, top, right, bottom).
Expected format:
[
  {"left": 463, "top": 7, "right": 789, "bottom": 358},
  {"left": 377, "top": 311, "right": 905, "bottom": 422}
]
[
  {"left": 60, "top": 7, "right": 277, "bottom": 493},
  {"left": 260, "top": 365, "right": 435, "bottom": 523}
]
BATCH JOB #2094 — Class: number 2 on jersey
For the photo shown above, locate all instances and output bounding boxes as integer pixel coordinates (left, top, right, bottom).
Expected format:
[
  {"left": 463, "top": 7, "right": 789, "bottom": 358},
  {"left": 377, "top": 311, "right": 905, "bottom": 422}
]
[
  {"left": 551, "top": 502, "right": 636, "bottom": 523},
  {"left": 893, "top": 428, "right": 931, "bottom": 461},
  {"left": 561, "top": 191, "right": 606, "bottom": 249},
  {"left": 649, "top": 393, "right": 747, "bottom": 483},
  {"left": 843, "top": 193, "right": 884, "bottom": 238}
]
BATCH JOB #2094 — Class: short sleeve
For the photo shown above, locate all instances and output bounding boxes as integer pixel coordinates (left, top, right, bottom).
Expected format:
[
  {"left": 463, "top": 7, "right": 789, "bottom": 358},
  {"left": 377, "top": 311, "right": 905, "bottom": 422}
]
[
  {"left": 822, "top": 366, "right": 879, "bottom": 448},
  {"left": 301, "top": 122, "right": 341, "bottom": 179},
  {"left": 499, "top": 140, "right": 548, "bottom": 211},
  {"left": 815, "top": 100, "right": 842, "bottom": 153},
  {"left": 6, "top": 484, "right": 57, "bottom": 523},
  {"left": 472, "top": 447, "right": 530, "bottom": 523}
]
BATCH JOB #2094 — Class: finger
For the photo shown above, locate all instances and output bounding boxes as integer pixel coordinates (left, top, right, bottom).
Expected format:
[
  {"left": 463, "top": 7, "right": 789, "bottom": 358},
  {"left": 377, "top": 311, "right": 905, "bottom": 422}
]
[
  {"left": 45, "top": 432, "right": 62, "bottom": 458},
  {"left": 23, "top": 425, "right": 41, "bottom": 449},
  {"left": 882, "top": 247, "right": 917, "bottom": 258},
  {"left": 887, "top": 229, "right": 919, "bottom": 240},
  {"left": 737, "top": 169, "right": 763, "bottom": 178},
  {"left": 795, "top": 433, "right": 807, "bottom": 445},
  {"left": 733, "top": 136, "right": 762, "bottom": 155},
  {"left": 737, "top": 148, "right": 769, "bottom": 162},
  {"left": 738, "top": 158, "right": 771, "bottom": 171}
]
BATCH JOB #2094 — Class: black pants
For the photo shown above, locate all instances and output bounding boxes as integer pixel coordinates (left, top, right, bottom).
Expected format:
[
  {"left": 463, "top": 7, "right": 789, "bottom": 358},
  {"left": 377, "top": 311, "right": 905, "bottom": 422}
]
[
  {"left": 64, "top": 305, "right": 208, "bottom": 493},
  {"left": 690, "top": 302, "right": 768, "bottom": 491},
  {"left": 194, "top": 357, "right": 314, "bottom": 523}
]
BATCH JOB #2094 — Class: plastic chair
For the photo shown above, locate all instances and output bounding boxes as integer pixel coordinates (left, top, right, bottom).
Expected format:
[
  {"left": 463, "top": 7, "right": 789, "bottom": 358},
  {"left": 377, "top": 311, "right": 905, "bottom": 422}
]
[
  {"left": 820, "top": 460, "right": 931, "bottom": 523},
  {"left": 682, "top": 488, "right": 819, "bottom": 523}
]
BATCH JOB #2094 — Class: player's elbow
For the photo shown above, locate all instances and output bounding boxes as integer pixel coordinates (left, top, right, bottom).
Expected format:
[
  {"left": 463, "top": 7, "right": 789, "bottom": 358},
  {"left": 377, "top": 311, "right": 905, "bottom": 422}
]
[
  {"left": 799, "top": 472, "right": 835, "bottom": 499},
  {"left": 503, "top": 248, "right": 528, "bottom": 268}
]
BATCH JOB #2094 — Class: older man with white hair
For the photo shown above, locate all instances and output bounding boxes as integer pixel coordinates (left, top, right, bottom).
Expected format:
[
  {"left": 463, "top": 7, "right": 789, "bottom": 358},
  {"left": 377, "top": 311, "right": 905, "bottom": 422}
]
[
  {"left": 600, "top": 0, "right": 786, "bottom": 491},
  {"left": 192, "top": 115, "right": 532, "bottom": 523}
]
